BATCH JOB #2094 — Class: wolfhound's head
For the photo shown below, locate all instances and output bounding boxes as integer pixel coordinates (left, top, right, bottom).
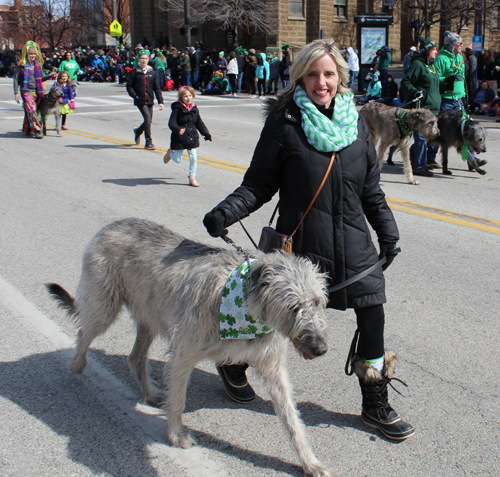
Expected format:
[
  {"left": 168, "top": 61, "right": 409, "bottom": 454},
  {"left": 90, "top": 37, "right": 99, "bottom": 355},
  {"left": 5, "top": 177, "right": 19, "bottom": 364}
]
[
  {"left": 463, "top": 119, "right": 487, "bottom": 154},
  {"left": 408, "top": 109, "right": 440, "bottom": 143},
  {"left": 48, "top": 85, "right": 64, "bottom": 101},
  {"left": 246, "top": 251, "right": 329, "bottom": 360}
]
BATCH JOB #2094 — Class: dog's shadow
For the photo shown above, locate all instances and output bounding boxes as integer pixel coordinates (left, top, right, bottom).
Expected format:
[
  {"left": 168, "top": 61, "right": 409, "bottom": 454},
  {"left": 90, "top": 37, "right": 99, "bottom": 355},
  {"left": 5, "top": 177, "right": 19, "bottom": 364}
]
[
  {"left": 102, "top": 178, "right": 191, "bottom": 187},
  {"left": 0, "top": 351, "right": 161, "bottom": 477},
  {"left": 94, "top": 351, "right": 375, "bottom": 434},
  {"left": 0, "top": 131, "right": 31, "bottom": 139}
]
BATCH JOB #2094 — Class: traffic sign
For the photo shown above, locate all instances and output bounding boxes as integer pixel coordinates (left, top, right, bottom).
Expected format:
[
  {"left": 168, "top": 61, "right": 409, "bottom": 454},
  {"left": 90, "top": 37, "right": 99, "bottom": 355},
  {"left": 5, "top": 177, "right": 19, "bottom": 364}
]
[
  {"left": 110, "top": 20, "right": 122, "bottom": 37},
  {"left": 472, "top": 36, "right": 482, "bottom": 52}
]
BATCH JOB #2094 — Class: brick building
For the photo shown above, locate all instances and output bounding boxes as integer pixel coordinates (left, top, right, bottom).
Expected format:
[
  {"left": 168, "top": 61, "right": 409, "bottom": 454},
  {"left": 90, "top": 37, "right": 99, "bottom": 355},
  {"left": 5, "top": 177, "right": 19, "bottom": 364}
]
[{"left": 128, "top": 0, "right": 499, "bottom": 63}]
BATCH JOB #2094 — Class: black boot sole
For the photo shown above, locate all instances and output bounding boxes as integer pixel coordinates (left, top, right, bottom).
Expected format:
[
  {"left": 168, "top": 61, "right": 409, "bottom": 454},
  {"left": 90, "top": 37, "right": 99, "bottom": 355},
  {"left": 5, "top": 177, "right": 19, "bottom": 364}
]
[
  {"left": 216, "top": 366, "right": 256, "bottom": 404},
  {"left": 361, "top": 411, "right": 415, "bottom": 440}
]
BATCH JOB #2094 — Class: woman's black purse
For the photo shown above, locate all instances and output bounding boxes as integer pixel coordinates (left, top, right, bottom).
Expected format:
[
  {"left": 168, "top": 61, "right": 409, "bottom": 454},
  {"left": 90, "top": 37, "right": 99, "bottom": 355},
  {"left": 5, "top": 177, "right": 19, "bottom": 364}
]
[{"left": 258, "top": 152, "right": 335, "bottom": 254}]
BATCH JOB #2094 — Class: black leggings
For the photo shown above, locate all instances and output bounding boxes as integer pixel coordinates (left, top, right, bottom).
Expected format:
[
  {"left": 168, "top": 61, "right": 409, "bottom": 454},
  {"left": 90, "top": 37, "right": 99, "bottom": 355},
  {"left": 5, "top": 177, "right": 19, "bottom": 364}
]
[
  {"left": 227, "top": 74, "right": 237, "bottom": 94},
  {"left": 354, "top": 304, "right": 385, "bottom": 360},
  {"left": 136, "top": 104, "right": 153, "bottom": 141},
  {"left": 257, "top": 78, "right": 266, "bottom": 96}
]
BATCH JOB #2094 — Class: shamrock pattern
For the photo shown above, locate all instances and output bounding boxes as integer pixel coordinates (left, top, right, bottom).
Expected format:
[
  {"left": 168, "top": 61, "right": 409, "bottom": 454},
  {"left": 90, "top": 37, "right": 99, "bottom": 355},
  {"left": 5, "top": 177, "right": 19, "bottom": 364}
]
[{"left": 219, "top": 259, "right": 273, "bottom": 339}]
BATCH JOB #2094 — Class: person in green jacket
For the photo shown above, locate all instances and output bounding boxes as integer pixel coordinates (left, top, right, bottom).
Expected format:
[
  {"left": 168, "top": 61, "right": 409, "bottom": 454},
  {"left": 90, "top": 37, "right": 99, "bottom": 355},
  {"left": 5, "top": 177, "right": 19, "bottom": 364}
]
[
  {"left": 401, "top": 37, "right": 440, "bottom": 177},
  {"left": 153, "top": 52, "right": 167, "bottom": 90},
  {"left": 434, "top": 31, "right": 465, "bottom": 110},
  {"left": 376, "top": 45, "right": 391, "bottom": 84},
  {"left": 59, "top": 50, "right": 81, "bottom": 96}
]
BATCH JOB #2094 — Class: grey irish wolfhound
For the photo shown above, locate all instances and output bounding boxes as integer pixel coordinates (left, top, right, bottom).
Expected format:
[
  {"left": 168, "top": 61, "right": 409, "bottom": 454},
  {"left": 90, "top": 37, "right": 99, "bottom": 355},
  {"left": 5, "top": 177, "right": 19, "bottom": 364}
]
[
  {"left": 46, "top": 218, "right": 336, "bottom": 477},
  {"left": 360, "top": 102, "right": 440, "bottom": 185},
  {"left": 38, "top": 85, "right": 63, "bottom": 137},
  {"left": 430, "top": 109, "right": 487, "bottom": 175}
]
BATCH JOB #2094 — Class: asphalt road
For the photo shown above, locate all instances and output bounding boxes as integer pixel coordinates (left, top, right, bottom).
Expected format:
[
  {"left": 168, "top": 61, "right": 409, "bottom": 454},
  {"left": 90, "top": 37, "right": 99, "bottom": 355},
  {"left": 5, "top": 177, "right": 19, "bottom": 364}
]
[{"left": 0, "top": 78, "right": 499, "bottom": 477}]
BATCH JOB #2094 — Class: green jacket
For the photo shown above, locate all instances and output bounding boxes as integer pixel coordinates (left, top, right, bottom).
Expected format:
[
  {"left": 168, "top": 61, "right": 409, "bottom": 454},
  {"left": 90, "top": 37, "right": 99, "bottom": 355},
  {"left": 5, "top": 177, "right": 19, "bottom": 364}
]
[
  {"left": 378, "top": 50, "right": 391, "bottom": 70},
  {"left": 434, "top": 48, "right": 465, "bottom": 100},
  {"left": 400, "top": 51, "right": 441, "bottom": 114},
  {"left": 181, "top": 54, "right": 191, "bottom": 72}
]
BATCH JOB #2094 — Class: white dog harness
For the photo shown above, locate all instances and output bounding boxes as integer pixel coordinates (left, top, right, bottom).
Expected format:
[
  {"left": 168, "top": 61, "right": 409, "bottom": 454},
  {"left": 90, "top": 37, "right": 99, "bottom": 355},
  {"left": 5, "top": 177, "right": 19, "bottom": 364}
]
[{"left": 219, "top": 259, "right": 273, "bottom": 339}]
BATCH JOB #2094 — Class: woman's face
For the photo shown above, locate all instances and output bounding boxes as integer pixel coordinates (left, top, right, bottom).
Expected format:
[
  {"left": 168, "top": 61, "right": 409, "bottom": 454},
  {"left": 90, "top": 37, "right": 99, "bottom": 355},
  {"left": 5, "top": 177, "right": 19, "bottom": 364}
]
[
  {"left": 28, "top": 52, "right": 37, "bottom": 62},
  {"left": 66, "top": 52, "right": 72, "bottom": 60},
  {"left": 181, "top": 91, "right": 193, "bottom": 105},
  {"left": 428, "top": 46, "right": 438, "bottom": 60},
  {"left": 138, "top": 54, "right": 149, "bottom": 68},
  {"left": 301, "top": 54, "right": 340, "bottom": 109}
]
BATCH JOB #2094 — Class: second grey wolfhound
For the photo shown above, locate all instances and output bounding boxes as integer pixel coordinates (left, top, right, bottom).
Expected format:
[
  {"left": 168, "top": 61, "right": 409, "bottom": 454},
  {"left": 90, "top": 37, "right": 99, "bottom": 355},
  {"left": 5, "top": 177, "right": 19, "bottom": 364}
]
[{"left": 46, "top": 218, "right": 336, "bottom": 477}]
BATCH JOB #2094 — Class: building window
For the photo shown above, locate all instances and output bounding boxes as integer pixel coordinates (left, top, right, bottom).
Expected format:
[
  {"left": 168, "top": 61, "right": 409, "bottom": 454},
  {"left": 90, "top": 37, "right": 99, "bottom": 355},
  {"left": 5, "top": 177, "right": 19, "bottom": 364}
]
[
  {"left": 334, "top": 0, "right": 347, "bottom": 18},
  {"left": 289, "top": 0, "right": 304, "bottom": 17}
]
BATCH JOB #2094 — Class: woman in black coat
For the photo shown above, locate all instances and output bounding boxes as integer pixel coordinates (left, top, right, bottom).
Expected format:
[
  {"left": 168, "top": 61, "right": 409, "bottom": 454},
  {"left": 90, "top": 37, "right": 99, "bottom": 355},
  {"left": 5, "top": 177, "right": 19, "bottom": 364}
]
[
  {"left": 163, "top": 86, "right": 211, "bottom": 187},
  {"left": 203, "top": 39, "right": 414, "bottom": 441}
]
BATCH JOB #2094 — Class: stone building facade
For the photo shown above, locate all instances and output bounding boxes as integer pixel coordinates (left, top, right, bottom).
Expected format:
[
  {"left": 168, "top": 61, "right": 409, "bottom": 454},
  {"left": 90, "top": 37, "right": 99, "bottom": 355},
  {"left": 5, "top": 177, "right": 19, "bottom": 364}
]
[{"left": 129, "top": 0, "right": 499, "bottom": 62}]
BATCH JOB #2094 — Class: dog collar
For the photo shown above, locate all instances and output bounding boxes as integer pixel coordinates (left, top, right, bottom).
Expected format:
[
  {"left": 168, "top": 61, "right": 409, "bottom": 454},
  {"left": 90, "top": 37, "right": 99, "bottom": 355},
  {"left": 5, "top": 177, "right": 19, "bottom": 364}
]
[{"left": 219, "top": 259, "right": 273, "bottom": 339}]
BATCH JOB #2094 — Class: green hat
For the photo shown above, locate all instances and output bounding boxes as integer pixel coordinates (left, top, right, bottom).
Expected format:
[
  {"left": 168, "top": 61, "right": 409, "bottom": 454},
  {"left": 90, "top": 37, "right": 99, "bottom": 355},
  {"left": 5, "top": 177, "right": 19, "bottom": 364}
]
[
  {"left": 419, "top": 37, "right": 436, "bottom": 52},
  {"left": 230, "top": 51, "right": 236, "bottom": 58},
  {"left": 281, "top": 44, "right": 290, "bottom": 52}
]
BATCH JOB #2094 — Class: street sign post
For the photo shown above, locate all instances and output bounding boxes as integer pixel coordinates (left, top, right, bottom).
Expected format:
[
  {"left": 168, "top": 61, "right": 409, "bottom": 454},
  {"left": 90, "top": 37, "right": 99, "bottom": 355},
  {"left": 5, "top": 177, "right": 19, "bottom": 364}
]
[{"left": 472, "top": 36, "right": 482, "bottom": 52}]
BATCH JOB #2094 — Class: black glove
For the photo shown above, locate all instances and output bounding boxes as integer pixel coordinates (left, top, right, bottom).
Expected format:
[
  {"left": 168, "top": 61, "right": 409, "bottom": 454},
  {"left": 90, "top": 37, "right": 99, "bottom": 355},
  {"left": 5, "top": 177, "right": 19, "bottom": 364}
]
[
  {"left": 204, "top": 134, "right": 212, "bottom": 141},
  {"left": 378, "top": 243, "right": 401, "bottom": 271},
  {"left": 203, "top": 209, "right": 227, "bottom": 237},
  {"left": 445, "top": 75, "right": 457, "bottom": 87}
]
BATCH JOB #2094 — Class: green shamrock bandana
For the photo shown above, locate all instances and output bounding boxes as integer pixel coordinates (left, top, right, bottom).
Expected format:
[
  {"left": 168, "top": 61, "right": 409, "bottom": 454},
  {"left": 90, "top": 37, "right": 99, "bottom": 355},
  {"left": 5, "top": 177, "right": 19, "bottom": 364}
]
[
  {"left": 293, "top": 85, "right": 358, "bottom": 152},
  {"left": 220, "top": 259, "right": 273, "bottom": 339}
]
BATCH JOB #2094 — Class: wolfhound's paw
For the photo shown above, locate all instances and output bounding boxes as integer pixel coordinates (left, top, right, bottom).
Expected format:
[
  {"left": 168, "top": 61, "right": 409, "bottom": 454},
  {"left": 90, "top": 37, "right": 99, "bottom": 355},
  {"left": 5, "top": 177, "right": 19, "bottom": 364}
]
[
  {"left": 69, "top": 356, "right": 87, "bottom": 374},
  {"left": 56, "top": 133, "right": 62, "bottom": 137},
  {"left": 143, "top": 392, "right": 165, "bottom": 408},
  {"left": 409, "top": 179, "right": 420, "bottom": 185},
  {"left": 168, "top": 429, "right": 197, "bottom": 449},
  {"left": 305, "top": 463, "right": 338, "bottom": 477}
]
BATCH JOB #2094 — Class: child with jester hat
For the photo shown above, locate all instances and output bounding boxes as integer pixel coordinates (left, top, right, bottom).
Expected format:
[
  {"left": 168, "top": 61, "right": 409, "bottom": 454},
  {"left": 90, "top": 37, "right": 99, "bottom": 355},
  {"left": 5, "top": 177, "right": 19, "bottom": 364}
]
[{"left": 13, "top": 41, "right": 57, "bottom": 138}]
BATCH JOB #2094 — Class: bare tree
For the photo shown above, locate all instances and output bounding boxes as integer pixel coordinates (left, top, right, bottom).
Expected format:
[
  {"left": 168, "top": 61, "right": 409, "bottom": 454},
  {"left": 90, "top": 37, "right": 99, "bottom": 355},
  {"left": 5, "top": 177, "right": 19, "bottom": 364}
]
[
  {"left": 164, "top": 0, "right": 278, "bottom": 35},
  {"left": 17, "top": 0, "right": 74, "bottom": 50}
]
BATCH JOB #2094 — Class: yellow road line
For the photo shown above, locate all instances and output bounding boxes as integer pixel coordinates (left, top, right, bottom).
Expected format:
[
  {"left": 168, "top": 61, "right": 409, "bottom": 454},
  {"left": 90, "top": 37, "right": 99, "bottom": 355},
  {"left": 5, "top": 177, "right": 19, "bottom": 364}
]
[{"left": 37, "top": 124, "right": 500, "bottom": 235}]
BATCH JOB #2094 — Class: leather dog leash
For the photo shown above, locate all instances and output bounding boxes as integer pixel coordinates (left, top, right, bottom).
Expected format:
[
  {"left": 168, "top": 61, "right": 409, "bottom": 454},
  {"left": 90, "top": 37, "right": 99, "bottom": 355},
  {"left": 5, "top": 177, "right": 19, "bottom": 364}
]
[{"left": 327, "top": 246, "right": 401, "bottom": 293}]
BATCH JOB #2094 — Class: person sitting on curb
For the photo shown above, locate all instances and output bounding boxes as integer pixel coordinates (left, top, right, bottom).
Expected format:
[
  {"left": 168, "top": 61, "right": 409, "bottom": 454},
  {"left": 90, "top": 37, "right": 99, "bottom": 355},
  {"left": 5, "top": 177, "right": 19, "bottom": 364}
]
[
  {"left": 375, "top": 74, "right": 399, "bottom": 105},
  {"left": 471, "top": 81, "right": 495, "bottom": 114},
  {"left": 358, "top": 72, "right": 382, "bottom": 105}
]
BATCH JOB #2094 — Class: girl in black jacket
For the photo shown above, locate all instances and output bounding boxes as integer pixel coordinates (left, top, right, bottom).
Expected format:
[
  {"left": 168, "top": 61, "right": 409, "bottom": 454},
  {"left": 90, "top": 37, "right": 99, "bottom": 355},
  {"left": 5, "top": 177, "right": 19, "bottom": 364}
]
[
  {"left": 203, "top": 39, "right": 414, "bottom": 442},
  {"left": 163, "top": 86, "right": 211, "bottom": 187},
  {"left": 126, "top": 50, "right": 164, "bottom": 150}
]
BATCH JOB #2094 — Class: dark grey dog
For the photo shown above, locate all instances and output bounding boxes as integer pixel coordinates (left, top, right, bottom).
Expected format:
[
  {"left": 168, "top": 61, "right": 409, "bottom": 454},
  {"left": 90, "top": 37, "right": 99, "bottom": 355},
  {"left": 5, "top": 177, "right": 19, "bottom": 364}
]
[
  {"left": 431, "top": 109, "right": 487, "bottom": 175},
  {"left": 360, "top": 102, "right": 440, "bottom": 185},
  {"left": 46, "top": 218, "right": 337, "bottom": 477},
  {"left": 38, "top": 85, "right": 63, "bottom": 137}
]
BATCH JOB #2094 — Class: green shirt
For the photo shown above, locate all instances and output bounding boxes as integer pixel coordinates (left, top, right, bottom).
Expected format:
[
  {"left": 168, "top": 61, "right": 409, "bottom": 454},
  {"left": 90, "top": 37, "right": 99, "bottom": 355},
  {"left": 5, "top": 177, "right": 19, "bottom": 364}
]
[
  {"left": 59, "top": 59, "right": 81, "bottom": 81},
  {"left": 154, "top": 57, "right": 167, "bottom": 72}
]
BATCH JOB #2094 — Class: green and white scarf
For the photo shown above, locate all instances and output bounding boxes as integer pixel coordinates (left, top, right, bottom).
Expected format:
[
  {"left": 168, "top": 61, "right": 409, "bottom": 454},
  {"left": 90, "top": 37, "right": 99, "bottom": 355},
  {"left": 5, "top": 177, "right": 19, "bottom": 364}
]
[{"left": 293, "top": 85, "right": 358, "bottom": 152}]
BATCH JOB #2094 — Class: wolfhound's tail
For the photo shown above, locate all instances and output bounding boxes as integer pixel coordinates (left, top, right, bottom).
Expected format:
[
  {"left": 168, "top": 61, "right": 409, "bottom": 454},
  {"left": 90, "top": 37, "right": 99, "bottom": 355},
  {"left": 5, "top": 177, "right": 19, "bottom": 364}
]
[{"left": 45, "top": 283, "right": 77, "bottom": 317}]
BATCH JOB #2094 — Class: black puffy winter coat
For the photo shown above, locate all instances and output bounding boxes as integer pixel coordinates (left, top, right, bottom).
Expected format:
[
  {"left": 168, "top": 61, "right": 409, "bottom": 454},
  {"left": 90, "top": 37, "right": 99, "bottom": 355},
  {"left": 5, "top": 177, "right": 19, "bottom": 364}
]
[
  {"left": 168, "top": 101, "right": 210, "bottom": 150},
  {"left": 126, "top": 66, "right": 163, "bottom": 106},
  {"left": 208, "top": 98, "right": 399, "bottom": 310}
]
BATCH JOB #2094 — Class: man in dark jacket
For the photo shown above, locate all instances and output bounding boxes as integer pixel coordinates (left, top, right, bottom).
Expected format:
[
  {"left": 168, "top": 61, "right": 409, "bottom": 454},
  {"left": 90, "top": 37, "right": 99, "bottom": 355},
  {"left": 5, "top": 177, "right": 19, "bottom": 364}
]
[
  {"left": 401, "top": 37, "right": 440, "bottom": 176},
  {"left": 126, "top": 50, "right": 164, "bottom": 150},
  {"left": 471, "top": 80, "right": 495, "bottom": 113},
  {"left": 375, "top": 74, "right": 399, "bottom": 104},
  {"left": 189, "top": 46, "right": 200, "bottom": 90}
]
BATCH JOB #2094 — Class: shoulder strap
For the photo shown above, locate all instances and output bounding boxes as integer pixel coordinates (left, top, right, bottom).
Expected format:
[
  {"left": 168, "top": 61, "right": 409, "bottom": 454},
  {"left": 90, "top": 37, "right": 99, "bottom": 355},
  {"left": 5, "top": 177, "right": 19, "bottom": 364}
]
[
  {"left": 291, "top": 152, "right": 335, "bottom": 237},
  {"left": 267, "top": 152, "right": 335, "bottom": 233}
]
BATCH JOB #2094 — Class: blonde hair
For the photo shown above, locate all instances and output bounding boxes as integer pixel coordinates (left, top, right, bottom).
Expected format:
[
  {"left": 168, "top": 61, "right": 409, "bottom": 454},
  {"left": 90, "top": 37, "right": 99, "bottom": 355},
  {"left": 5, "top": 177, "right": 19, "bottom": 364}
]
[
  {"left": 178, "top": 86, "right": 195, "bottom": 100},
  {"left": 282, "top": 39, "right": 350, "bottom": 102}
]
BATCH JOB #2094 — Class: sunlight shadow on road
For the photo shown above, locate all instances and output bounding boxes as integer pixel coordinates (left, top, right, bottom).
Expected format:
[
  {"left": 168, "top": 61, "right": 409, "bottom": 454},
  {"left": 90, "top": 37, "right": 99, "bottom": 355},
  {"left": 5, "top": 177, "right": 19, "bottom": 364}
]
[{"left": 102, "top": 178, "right": 190, "bottom": 187}]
